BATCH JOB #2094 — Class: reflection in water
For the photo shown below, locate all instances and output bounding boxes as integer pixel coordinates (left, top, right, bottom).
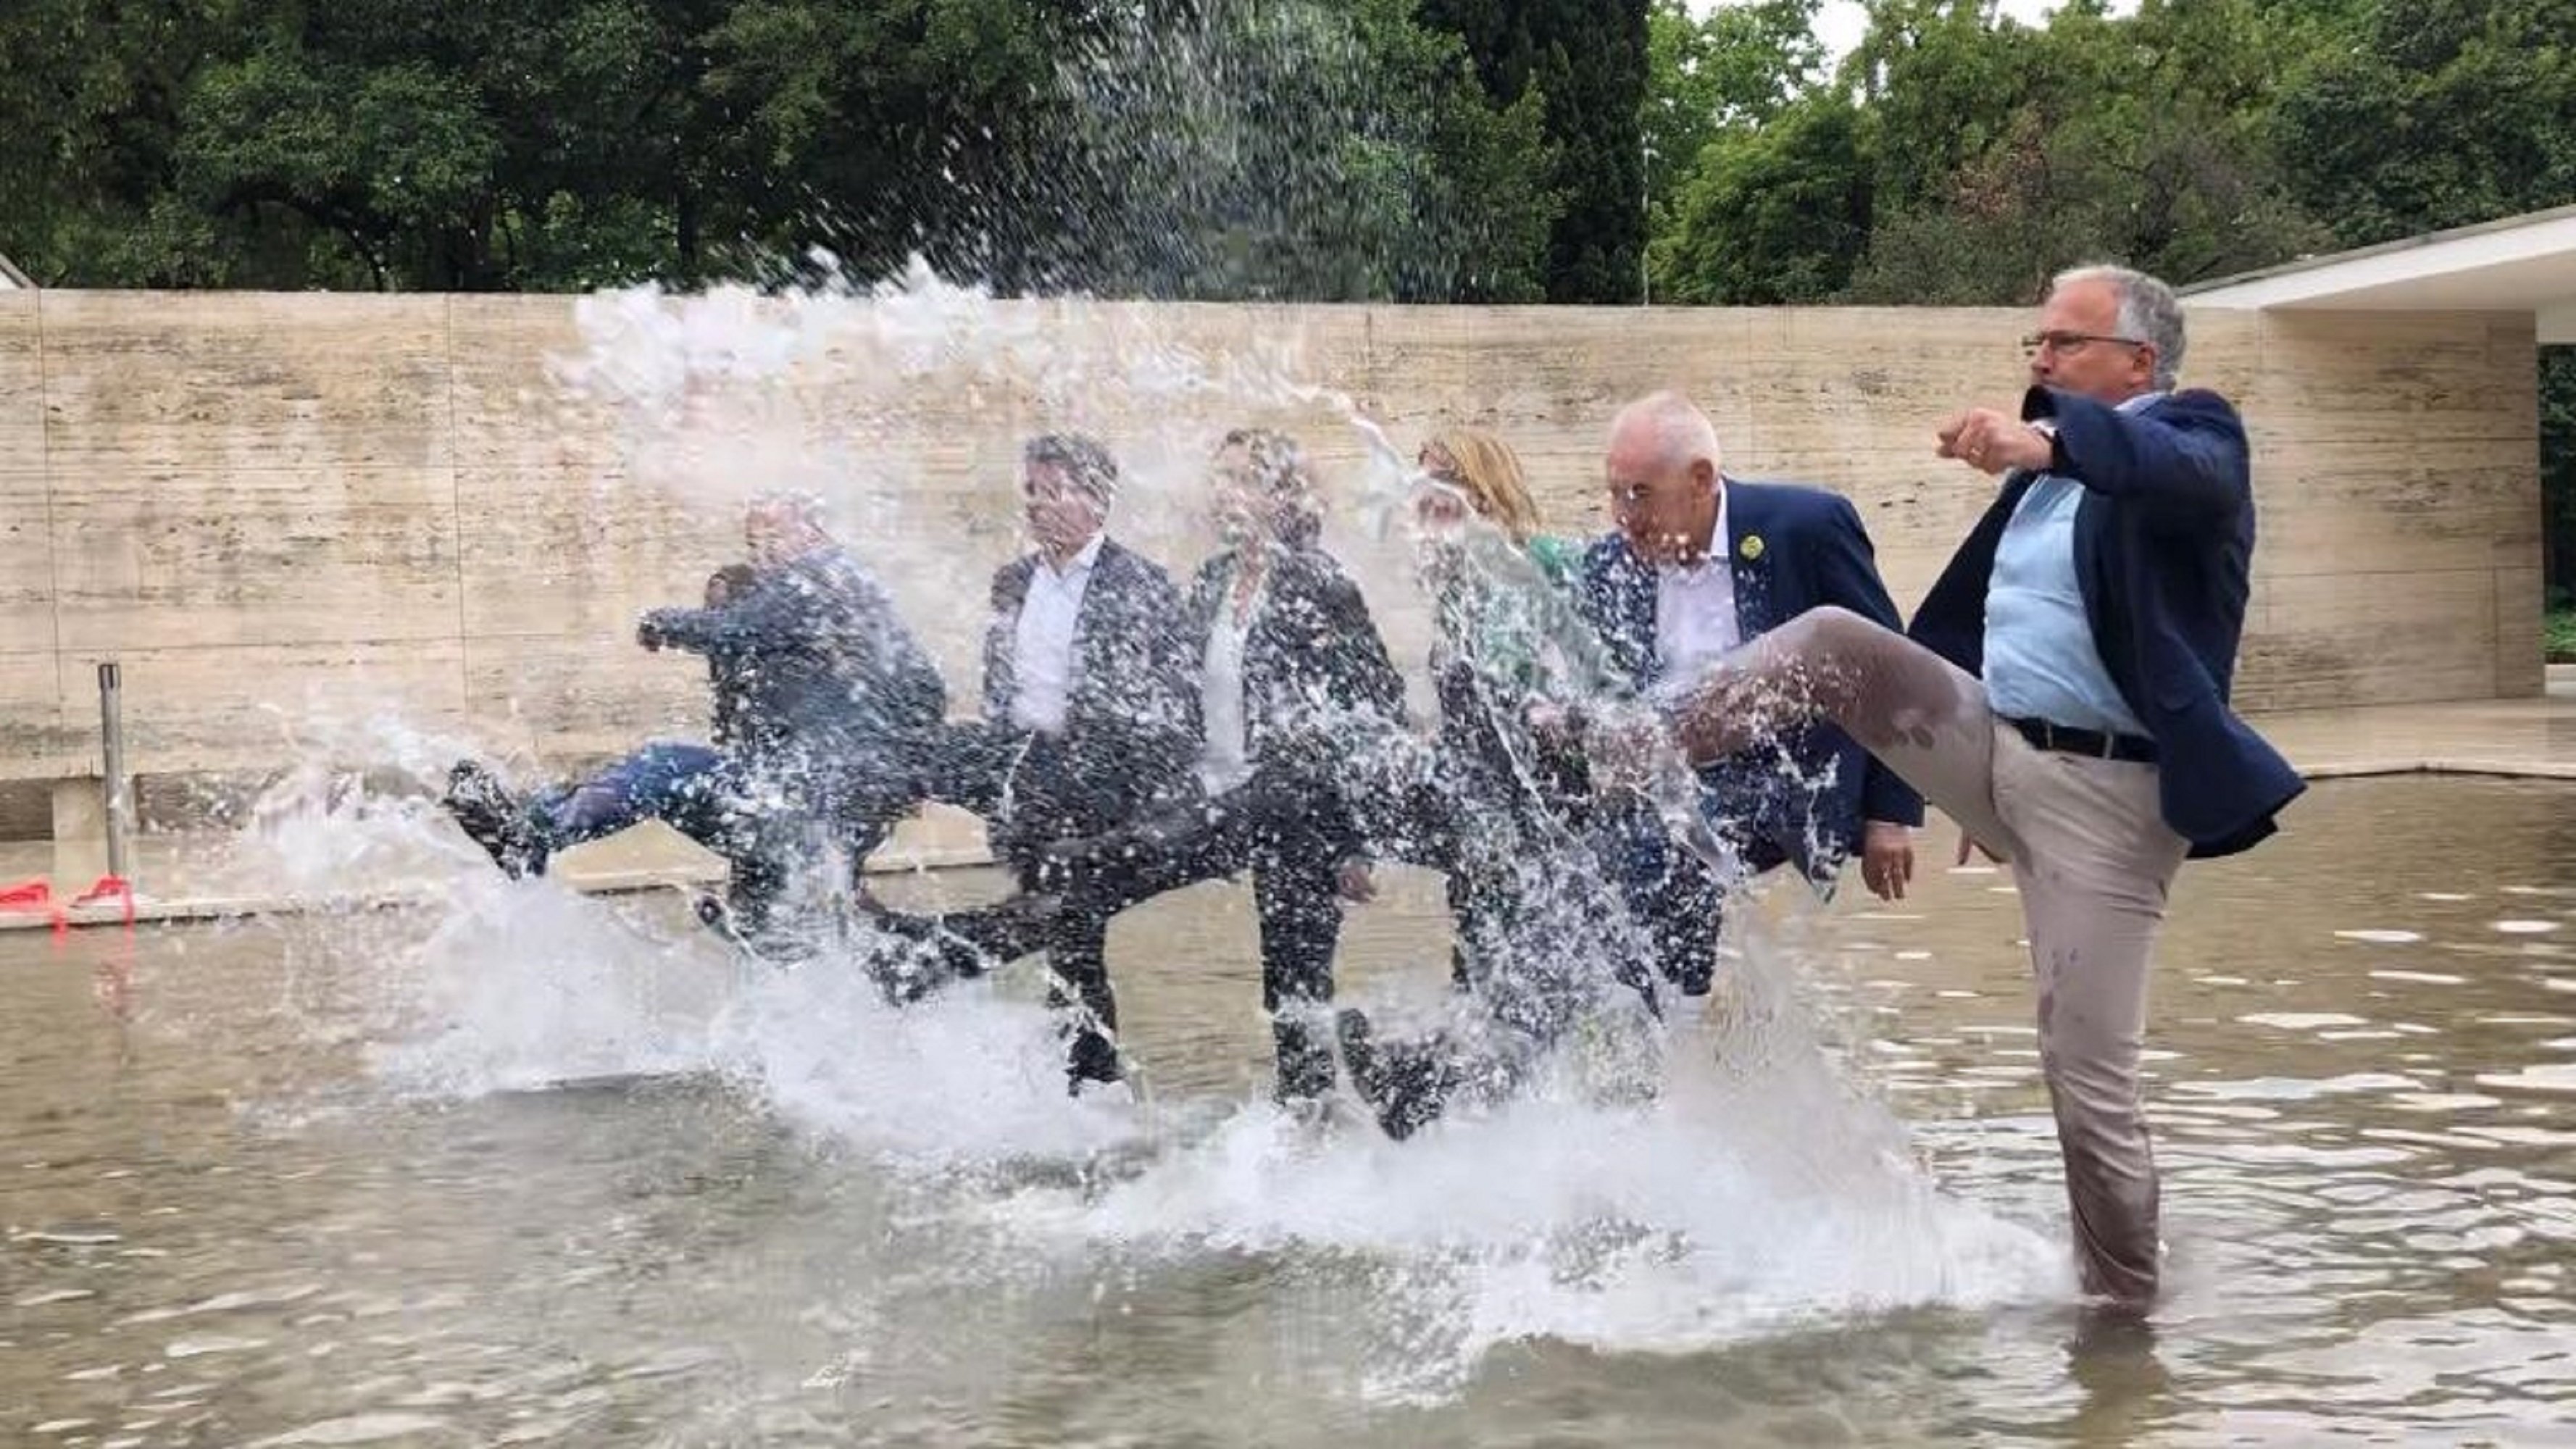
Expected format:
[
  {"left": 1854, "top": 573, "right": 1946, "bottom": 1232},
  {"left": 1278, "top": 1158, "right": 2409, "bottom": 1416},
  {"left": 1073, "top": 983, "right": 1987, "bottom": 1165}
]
[{"left": 2, "top": 777, "right": 2574, "bottom": 1445}]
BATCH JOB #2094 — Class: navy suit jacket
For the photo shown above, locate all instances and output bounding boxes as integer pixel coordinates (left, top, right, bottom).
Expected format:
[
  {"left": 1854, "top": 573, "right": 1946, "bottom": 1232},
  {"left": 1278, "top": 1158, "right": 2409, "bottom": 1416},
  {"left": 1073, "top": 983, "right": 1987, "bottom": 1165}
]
[
  {"left": 1907, "top": 385, "right": 2304, "bottom": 858},
  {"left": 1580, "top": 480, "right": 1925, "bottom": 887}
]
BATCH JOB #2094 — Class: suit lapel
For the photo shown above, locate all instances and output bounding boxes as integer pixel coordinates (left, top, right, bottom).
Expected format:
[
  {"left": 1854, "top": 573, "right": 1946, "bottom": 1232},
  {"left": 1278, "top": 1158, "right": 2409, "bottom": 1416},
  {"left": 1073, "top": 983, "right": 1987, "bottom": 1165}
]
[
  {"left": 1725, "top": 480, "right": 1775, "bottom": 640},
  {"left": 1064, "top": 538, "right": 1124, "bottom": 719},
  {"left": 1611, "top": 539, "right": 1659, "bottom": 685},
  {"left": 985, "top": 554, "right": 1036, "bottom": 722}
]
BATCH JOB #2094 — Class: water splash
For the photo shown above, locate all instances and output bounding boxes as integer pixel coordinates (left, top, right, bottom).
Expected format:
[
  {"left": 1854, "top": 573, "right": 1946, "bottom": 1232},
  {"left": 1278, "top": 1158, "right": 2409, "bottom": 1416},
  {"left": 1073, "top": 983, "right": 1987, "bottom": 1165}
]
[{"left": 187, "top": 238, "right": 2071, "bottom": 1396}]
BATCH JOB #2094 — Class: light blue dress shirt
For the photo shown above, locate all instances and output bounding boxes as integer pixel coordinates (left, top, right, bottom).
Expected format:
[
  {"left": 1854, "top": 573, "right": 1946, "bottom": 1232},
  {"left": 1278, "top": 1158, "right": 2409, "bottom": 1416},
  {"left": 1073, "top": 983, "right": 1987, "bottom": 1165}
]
[{"left": 1983, "top": 392, "right": 2167, "bottom": 736}]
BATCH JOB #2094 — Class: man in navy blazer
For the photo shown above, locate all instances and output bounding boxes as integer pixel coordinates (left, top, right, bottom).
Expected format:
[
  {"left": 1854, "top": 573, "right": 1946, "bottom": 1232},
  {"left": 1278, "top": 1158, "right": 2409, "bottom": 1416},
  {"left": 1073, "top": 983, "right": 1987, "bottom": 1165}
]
[
  {"left": 1657, "top": 266, "right": 2303, "bottom": 1308},
  {"left": 1578, "top": 392, "right": 1926, "bottom": 997}
]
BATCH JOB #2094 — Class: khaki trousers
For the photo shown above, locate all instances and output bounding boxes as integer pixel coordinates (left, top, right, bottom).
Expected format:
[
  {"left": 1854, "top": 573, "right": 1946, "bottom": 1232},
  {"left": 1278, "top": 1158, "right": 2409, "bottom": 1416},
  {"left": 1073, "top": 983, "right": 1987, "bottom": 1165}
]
[{"left": 1670, "top": 606, "right": 2189, "bottom": 1303}]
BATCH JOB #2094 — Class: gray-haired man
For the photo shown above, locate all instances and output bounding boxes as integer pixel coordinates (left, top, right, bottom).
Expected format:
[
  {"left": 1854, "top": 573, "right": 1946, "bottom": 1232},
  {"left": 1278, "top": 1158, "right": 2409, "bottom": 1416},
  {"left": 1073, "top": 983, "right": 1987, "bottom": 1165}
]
[{"left": 1655, "top": 266, "right": 2304, "bottom": 1307}]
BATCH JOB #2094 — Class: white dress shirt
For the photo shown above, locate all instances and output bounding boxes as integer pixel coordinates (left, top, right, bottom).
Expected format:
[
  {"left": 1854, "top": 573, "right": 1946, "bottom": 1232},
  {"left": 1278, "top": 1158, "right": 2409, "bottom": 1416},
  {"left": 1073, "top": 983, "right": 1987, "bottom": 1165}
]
[
  {"left": 1654, "top": 493, "right": 1740, "bottom": 682},
  {"left": 1198, "top": 571, "right": 1265, "bottom": 793},
  {"left": 1009, "top": 532, "right": 1104, "bottom": 735}
]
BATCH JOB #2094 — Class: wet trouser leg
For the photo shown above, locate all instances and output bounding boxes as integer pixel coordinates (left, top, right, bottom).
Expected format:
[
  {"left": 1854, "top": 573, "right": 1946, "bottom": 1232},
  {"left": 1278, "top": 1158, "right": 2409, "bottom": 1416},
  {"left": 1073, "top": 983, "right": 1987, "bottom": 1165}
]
[
  {"left": 1665, "top": 605, "right": 2187, "bottom": 1303},
  {"left": 1598, "top": 802, "right": 1727, "bottom": 998},
  {"left": 1060, "top": 761, "right": 1349, "bottom": 1099},
  {"left": 530, "top": 742, "right": 728, "bottom": 853},
  {"left": 1251, "top": 842, "right": 1344, "bottom": 1102},
  {"left": 528, "top": 743, "right": 799, "bottom": 932},
  {"left": 714, "top": 750, "right": 834, "bottom": 938},
  {"left": 1006, "top": 738, "right": 1133, "bottom": 1088},
  {"left": 1022, "top": 852, "right": 1125, "bottom": 1087},
  {"left": 915, "top": 719, "right": 1028, "bottom": 819},
  {"left": 1991, "top": 739, "right": 2187, "bottom": 1304}
]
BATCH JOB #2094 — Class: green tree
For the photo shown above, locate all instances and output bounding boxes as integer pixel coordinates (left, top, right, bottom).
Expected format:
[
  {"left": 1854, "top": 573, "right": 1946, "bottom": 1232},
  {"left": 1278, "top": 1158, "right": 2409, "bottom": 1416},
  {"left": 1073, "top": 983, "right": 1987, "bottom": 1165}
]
[
  {"left": 1424, "top": 0, "right": 1650, "bottom": 302},
  {"left": 1033, "top": 0, "right": 1560, "bottom": 301},
  {"left": 1641, "top": 0, "right": 1820, "bottom": 254},
  {"left": 2274, "top": 0, "right": 2576, "bottom": 606},
  {"left": 0, "top": 0, "right": 243, "bottom": 285},
  {"left": 706, "top": 0, "right": 1087, "bottom": 290},
  {"left": 1835, "top": 0, "right": 2329, "bottom": 303},
  {"left": 2274, "top": 0, "right": 2576, "bottom": 248},
  {"left": 0, "top": 0, "right": 1574, "bottom": 299},
  {"left": 1649, "top": 89, "right": 1872, "bottom": 304}
]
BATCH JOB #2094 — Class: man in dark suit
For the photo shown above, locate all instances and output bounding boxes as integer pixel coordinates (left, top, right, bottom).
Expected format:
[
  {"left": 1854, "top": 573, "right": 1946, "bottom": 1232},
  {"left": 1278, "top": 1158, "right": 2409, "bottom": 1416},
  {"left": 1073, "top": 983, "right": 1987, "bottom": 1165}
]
[
  {"left": 1577, "top": 391, "right": 1925, "bottom": 998},
  {"left": 1656, "top": 266, "right": 2304, "bottom": 1308},
  {"left": 882, "top": 429, "right": 1404, "bottom": 1102},
  {"left": 908, "top": 433, "right": 1201, "bottom": 1089}
]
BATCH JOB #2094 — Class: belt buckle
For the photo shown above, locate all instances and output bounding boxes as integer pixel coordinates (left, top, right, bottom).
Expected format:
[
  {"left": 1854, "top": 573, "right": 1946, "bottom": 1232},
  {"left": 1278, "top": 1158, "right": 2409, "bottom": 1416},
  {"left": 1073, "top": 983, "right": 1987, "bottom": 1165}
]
[{"left": 2094, "top": 730, "right": 2117, "bottom": 760}]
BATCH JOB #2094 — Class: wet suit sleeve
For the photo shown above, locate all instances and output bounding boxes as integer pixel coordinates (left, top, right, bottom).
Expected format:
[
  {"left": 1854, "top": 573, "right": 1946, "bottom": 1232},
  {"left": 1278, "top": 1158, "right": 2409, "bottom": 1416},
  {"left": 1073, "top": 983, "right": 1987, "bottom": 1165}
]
[
  {"left": 1130, "top": 562, "right": 1206, "bottom": 774},
  {"left": 644, "top": 572, "right": 811, "bottom": 658},
  {"left": 832, "top": 569, "right": 947, "bottom": 730},
  {"left": 1312, "top": 564, "right": 1408, "bottom": 727},
  {"left": 2025, "top": 385, "right": 2249, "bottom": 530}
]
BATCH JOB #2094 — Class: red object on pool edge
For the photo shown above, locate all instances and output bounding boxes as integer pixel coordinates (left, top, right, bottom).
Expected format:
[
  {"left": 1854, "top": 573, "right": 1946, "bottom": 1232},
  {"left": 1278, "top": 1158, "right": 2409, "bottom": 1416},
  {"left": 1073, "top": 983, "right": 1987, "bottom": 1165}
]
[
  {"left": 1, "top": 876, "right": 69, "bottom": 935},
  {"left": 73, "top": 875, "right": 136, "bottom": 927},
  {"left": 4, "top": 876, "right": 136, "bottom": 932}
]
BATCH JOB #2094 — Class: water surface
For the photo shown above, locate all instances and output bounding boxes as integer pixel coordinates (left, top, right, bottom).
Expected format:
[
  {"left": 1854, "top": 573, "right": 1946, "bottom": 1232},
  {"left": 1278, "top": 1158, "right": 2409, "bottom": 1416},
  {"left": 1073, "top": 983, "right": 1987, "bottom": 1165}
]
[{"left": 4, "top": 776, "right": 2573, "bottom": 1445}]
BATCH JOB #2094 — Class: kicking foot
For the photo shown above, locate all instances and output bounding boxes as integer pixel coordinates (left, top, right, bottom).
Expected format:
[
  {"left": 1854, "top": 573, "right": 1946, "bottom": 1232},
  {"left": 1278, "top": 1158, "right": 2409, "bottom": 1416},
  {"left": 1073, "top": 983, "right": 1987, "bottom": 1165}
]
[
  {"left": 1272, "top": 1015, "right": 1338, "bottom": 1105},
  {"left": 693, "top": 893, "right": 820, "bottom": 965},
  {"left": 1335, "top": 1007, "right": 1459, "bottom": 1142},
  {"left": 846, "top": 891, "right": 1004, "bottom": 1003},
  {"left": 1064, "top": 1028, "right": 1124, "bottom": 1095},
  {"left": 442, "top": 760, "right": 546, "bottom": 878}
]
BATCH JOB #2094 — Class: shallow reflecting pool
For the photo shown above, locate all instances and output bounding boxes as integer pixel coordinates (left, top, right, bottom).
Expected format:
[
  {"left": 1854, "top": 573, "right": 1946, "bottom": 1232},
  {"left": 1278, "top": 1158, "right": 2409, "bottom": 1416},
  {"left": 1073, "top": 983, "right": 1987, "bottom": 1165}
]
[{"left": 4, "top": 776, "right": 2573, "bottom": 1446}]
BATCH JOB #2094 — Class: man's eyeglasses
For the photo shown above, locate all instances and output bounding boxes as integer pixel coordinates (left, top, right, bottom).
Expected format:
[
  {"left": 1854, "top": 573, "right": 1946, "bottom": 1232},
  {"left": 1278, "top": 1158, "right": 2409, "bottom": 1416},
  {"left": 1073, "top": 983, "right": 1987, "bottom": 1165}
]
[{"left": 2021, "top": 331, "right": 2148, "bottom": 356}]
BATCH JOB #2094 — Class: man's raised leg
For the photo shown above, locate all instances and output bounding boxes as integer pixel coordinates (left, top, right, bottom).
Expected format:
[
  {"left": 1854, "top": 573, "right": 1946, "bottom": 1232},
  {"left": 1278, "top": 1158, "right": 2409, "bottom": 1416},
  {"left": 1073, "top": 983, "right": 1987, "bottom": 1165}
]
[{"left": 1665, "top": 606, "right": 2016, "bottom": 856}]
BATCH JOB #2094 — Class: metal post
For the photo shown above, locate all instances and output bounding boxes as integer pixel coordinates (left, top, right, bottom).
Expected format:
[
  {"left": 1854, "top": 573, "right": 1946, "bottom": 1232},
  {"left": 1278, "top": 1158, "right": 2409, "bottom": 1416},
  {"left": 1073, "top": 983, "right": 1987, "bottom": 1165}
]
[{"left": 96, "top": 661, "right": 130, "bottom": 882}]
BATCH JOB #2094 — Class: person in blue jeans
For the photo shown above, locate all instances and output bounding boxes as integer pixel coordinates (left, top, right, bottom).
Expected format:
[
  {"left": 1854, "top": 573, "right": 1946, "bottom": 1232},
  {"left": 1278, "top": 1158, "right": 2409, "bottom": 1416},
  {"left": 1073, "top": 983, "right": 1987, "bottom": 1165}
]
[
  {"left": 443, "top": 562, "right": 756, "bottom": 882},
  {"left": 444, "top": 493, "right": 949, "bottom": 937}
]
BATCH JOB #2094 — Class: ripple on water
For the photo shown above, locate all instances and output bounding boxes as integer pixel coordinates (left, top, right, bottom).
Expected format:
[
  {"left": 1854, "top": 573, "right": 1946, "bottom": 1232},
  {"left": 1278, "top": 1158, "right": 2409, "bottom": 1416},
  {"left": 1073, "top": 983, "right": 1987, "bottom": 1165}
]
[
  {"left": 2239, "top": 1012, "right": 2373, "bottom": 1031},
  {"left": 120, "top": 1284, "right": 322, "bottom": 1326},
  {"left": 2472, "top": 1064, "right": 2576, "bottom": 1095},
  {"left": 251, "top": 1413, "right": 457, "bottom": 1446},
  {"left": 165, "top": 1335, "right": 270, "bottom": 1359},
  {"left": 2171, "top": 1073, "right": 2418, "bottom": 1103},
  {"left": 2335, "top": 930, "right": 2425, "bottom": 945},
  {"left": 14, "top": 1224, "right": 121, "bottom": 1246},
  {"left": 14, "top": 1289, "right": 96, "bottom": 1307}
]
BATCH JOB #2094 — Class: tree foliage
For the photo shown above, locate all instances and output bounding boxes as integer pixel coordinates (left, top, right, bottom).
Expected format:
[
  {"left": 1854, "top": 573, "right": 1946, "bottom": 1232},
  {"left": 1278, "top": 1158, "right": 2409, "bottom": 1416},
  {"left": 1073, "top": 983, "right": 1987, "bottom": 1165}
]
[
  {"left": 0, "top": 0, "right": 1575, "bottom": 299},
  {"left": 4, "top": 0, "right": 2569, "bottom": 590}
]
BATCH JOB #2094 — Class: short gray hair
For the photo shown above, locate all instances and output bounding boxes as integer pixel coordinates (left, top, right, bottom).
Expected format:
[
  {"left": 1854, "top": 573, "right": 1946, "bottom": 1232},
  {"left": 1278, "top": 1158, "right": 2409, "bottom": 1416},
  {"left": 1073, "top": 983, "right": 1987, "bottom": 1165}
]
[
  {"left": 1023, "top": 432, "right": 1120, "bottom": 509},
  {"left": 748, "top": 489, "right": 828, "bottom": 527},
  {"left": 1609, "top": 391, "right": 1722, "bottom": 475},
  {"left": 2053, "top": 264, "right": 2184, "bottom": 390}
]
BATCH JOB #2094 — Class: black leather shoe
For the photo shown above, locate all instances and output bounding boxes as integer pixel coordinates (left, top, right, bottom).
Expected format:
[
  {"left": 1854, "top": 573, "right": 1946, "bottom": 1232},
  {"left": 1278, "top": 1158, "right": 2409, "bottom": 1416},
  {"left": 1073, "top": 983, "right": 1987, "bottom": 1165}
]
[
  {"left": 442, "top": 760, "right": 546, "bottom": 878},
  {"left": 1064, "top": 1028, "right": 1124, "bottom": 1095},
  {"left": 1335, "top": 1007, "right": 1459, "bottom": 1141},
  {"left": 1272, "top": 1016, "right": 1338, "bottom": 1103}
]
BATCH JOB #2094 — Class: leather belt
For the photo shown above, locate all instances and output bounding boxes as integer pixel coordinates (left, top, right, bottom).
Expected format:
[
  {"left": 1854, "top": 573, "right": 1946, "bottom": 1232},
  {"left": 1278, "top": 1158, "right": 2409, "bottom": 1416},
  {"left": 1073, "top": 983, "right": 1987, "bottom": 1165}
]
[{"left": 2005, "top": 715, "right": 2159, "bottom": 764}]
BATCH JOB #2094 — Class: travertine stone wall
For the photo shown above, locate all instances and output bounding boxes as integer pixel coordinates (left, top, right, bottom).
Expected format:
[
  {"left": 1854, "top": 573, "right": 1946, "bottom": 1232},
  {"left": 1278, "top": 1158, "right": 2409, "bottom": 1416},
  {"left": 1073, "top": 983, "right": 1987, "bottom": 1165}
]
[{"left": 0, "top": 291, "right": 2543, "bottom": 788}]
